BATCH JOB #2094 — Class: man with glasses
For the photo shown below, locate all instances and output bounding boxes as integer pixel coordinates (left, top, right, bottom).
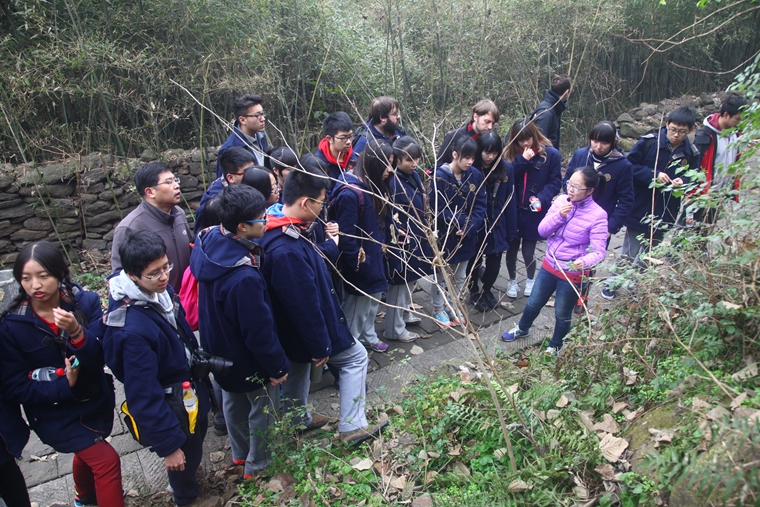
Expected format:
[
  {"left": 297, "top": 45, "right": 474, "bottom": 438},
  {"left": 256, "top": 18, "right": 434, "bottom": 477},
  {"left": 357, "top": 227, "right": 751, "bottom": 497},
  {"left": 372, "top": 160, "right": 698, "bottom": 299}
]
[
  {"left": 351, "top": 96, "right": 407, "bottom": 161},
  {"left": 194, "top": 147, "right": 256, "bottom": 233},
  {"left": 436, "top": 99, "right": 500, "bottom": 165},
  {"left": 103, "top": 230, "right": 211, "bottom": 507},
  {"left": 313, "top": 111, "right": 355, "bottom": 193},
  {"left": 191, "top": 185, "right": 289, "bottom": 479},
  {"left": 111, "top": 162, "right": 191, "bottom": 292},
  {"left": 609, "top": 106, "right": 699, "bottom": 297},
  {"left": 216, "top": 94, "right": 268, "bottom": 178}
]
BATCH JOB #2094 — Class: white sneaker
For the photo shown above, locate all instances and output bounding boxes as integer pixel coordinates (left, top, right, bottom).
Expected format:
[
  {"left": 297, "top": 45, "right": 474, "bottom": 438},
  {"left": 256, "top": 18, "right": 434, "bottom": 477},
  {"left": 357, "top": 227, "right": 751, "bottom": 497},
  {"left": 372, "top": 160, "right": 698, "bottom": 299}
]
[
  {"left": 545, "top": 346, "right": 559, "bottom": 356},
  {"left": 386, "top": 331, "right": 418, "bottom": 342},
  {"left": 524, "top": 278, "right": 535, "bottom": 297},
  {"left": 506, "top": 280, "right": 519, "bottom": 298}
]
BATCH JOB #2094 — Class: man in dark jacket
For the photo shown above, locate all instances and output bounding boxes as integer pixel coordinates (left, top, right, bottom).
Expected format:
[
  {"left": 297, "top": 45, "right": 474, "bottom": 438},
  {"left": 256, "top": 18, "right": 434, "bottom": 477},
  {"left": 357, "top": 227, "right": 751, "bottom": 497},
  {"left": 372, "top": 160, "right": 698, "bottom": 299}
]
[
  {"left": 260, "top": 166, "right": 387, "bottom": 446},
  {"left": 103, "top": 230, "right": 211, "bottom": 506},
  {"left": 111, "top": 162, "right": 191, "bottom": 293},
  {"left": 216, "top": 94, "right": 268, "bottom": 178},
  {"left": 436, "top": 99, "right": 499, "bottom": 165},
  {"left": 530, "top": 74, "right": 571, "bottom": 152},
  {"left": 194, "top": 147, "right": 256, "bottom": 233},
  {"left": 191, "top": 185, "right": 289, "bottom": 478},
  {"left": 352, "top": 96, "right": 406, "bottom": 161}
]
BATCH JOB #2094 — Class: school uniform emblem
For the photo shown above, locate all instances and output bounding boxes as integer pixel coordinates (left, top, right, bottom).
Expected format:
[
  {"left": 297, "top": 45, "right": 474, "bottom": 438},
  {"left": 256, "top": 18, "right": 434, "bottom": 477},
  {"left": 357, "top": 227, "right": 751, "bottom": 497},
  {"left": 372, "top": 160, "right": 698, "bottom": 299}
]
[
  {"left": 469, "top": 183, "right": 476, "bottom": 193},
  {"left": 604, "top": 173, "right": 611, "bottom": 181}
]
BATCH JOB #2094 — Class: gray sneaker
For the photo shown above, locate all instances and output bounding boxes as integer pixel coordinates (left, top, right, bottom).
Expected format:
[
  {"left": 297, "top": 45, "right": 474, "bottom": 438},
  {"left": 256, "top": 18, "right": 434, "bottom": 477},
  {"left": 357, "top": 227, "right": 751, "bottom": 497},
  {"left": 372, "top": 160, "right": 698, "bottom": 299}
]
[{"left": 386, "top": 331, "right": 418, "bottom": 342}]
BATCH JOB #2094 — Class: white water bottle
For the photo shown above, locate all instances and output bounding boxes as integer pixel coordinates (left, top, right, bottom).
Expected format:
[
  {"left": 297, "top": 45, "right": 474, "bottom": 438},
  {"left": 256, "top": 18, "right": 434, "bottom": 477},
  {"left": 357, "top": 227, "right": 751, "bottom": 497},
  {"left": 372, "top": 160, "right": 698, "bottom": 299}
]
[
  {"left": 30, "top": 367, "right": 65, "bottom": 381},
  {"left": 182, "top": 381, "right": 198, "bottom": 412}
]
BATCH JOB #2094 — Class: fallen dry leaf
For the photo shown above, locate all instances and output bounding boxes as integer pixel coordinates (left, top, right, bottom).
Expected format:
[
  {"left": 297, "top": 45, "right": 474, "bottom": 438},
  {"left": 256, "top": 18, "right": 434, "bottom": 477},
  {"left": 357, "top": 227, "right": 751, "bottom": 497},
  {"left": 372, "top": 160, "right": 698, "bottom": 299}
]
[
  {"left": 547, "top": 409, "right": 561, "bottom": 420},
  {"left": 534, "top": 409, "right": 546, "bottom": 422},
  {"left": 508, "top": 383, "right": 519, "bottom": 394},
  {"left": 448, "top": 446, "right": 461, "bottom": 456},
  {"left": 625, "top": 407, "right": 644, "bottom": 422},
  {"left": 449, "top": 387, "right": 471, "bottom": 403},
  {"left": 494, "top": 448, "right": 508, "bottom": 459},
  {"left": 732, "top": 362, "right": 757, "bottom": 382},
  {"left": 424, "top": 471, "right": 438, "bottom": 484},
  {"left": 594, "top": 463, "right": 617, "bottom": 481},
  {"left": 410, "top": 345, "right": 424, "bottom": 355},
  {"left": 593, "top": 414, "right": 621, "bottom": 435},
  {"left": 692, "top": 398, "right": 711, "bottom": 410},
  {"left": 612, "top": 402, "right": 628, "bottom": 414},
  {"left": 516, "top": 359, "right": 529, "bottom": 368},
  {"left": 463, "top": 361, "right": 477, "bottom": 369},
  {"left": 389, "top": 475, "right": 407, "bottom": 490},
  {"left": 579, "top": 409, "right": 596, "bottom": 432},
  {"left": 508, "top": 479, "right": 531, "bottom": 493},
  {"left": 458, "top": 370, "right": 474, "bottom": 383},
  {"left": 648, "top": 428, "right": 674, "bottom": 444},
  {"left": 599, "top": 433, "right": 629, "bottom": 462},
  {"left": 623, "top": 367, "right": 638, "bottom": 386},
  {"left": 706, "top": 405, "right": 731, "bottom": 422},
  {"left": 556, "top": 394, "right": 569, "bottom": 408},
  {"left": 731, "top": 392, "right": 748, "bottom": 410},
  {"left": 546, "top": 298, "right": 555, "bottom": 307},
  {"left": 427, "top": 451, "right": 440, "bottom": 458},
  {"left": 719, "top": 301, "right": 742, "bottom": 310},
  {"left": 351, "top": 458, "right": 373, "bottom": 471}
]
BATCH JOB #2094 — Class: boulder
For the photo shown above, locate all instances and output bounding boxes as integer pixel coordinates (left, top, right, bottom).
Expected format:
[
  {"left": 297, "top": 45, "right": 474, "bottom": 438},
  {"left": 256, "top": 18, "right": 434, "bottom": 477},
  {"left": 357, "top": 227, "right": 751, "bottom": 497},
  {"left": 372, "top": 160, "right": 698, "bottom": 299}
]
[
  {"left": 0, "top": 198, "right": 24, "bottom": 210},
  {"left": 82, "top": 239, "right": 108, "bottom": 250},
  {"left": 643, "top": 104, "right": 658, "bottom": 116},
  {"left": 0, "top": 172, "right": 15, "bottom": 190},
  {"left": 619, "top": 123, "right": 653, "bottom": 138},
  {"left": 140, "top": 148, "right": 156, "bottom": 161},
  {"left": 10, "top": 228, "right": 49, "bottom": 242},
  {"left": 88, "top": 209, "right": 124, "bottom": 227},
  {"left": 699, "top": 92, "right": 714, "bottom": 105},
  {"left": 24, "top": 217, "right": 55, "bottom": 231},
  {"left": 0, "top": 220, "right": 23, "bottom": 237},
  {"left": 83, "top": 201, "right": 112, "bottom": 217},
  {"left": 99, "top": 188, "right": 123, "bottom": 200},
  {"left": 617, "top": 113, "right": 635, "bottom": 123},
  {"left": 41, "top": 164, "right": 76, "bottom": 185},
  {"left": 0, "top": 203, "right": 34, "bottom": 220}
]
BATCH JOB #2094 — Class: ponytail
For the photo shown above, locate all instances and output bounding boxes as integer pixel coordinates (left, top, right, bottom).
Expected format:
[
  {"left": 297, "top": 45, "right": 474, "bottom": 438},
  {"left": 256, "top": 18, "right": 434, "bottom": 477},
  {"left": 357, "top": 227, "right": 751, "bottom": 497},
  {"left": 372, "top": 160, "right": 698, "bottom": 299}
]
[{"left": 577, "top": 166, "right": 606, "bottom": 200}]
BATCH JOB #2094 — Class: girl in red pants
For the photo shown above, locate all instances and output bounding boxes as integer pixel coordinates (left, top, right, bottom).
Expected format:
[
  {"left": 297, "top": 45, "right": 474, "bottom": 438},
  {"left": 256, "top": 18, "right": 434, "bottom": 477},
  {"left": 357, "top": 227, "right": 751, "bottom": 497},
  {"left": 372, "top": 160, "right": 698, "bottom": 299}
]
[{"left": 0, "top": 241, "right": 123, "bottom": 507}]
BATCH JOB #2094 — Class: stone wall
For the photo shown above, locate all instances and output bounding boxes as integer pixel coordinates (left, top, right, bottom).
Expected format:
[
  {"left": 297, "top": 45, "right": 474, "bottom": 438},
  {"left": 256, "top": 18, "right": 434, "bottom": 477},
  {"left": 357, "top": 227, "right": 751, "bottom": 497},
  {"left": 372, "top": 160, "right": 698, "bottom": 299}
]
[{"left": 0, "top": 148, "right": 218, "bottom": 266}]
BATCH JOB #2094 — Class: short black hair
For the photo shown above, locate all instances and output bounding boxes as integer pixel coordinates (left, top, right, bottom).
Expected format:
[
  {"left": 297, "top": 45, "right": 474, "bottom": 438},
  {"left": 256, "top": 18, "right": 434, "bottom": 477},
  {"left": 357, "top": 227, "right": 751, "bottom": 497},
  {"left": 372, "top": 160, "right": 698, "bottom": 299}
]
[
  {"left": 720, "top": 93, "right": 748, "bottom": 117},
  {"left": 203, "top": 196, "right": 223, "bottom": 227},
  {"left": 269, "top": 146, "right": 298, "bottom": 173},
  {"left": 234, "top": 94, "right": 263, "bottom": 122},
  {"left": 550, "top": 74, "right": 572, "bottom": 96},
  {"left": 218, "top": 185, "right": 266, "bottom": 233},
  {"left": 588, "top": 121, "right": 618, "bottom": 145},
  {"left": 241, "top": 167, "right": 274, "bottom": 201},
  {"left": 134, "top": 162, "right": 172, "bottom": 197},
  {"left": 119, "top": 230, "right": 167, "bottom": 277},
  {"left": 219, "top": 147, "right": 256, "bottom": 177},
  {"left": 392, "top": 136, "right": 421, "bottom": 162},
  {"left": 667, "top": 106, "right": 696, "bottom": 128},
  {"left": 476, "top": 129, "right": 503, "bottom": 154},
  {"left": 452, "top": 135, "right": 478, "bottom": 160},
  {"left": 282, "top": 165, "right": 330, "bottom": 206},
  {"left": 322, "top": 111, "right": 353, "bottom": 137},
  {"left": 300, "top": 153, "right": 329, "bottom": 176}
]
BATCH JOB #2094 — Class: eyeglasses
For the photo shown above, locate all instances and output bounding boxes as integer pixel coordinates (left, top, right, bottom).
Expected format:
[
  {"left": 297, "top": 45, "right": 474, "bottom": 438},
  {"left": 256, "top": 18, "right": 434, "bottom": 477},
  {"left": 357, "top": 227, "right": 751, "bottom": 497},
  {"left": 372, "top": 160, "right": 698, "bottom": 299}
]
[
  {"left": 308, "top": 197, "right": 327, "bottom": 207},
  {"left": 243, "top": 218, "right": 268, "bottom": 224},
  {"left": 155, "top": 177, "right": 180, "bottom": 187},
  {"left": 567, "top": 182, "right": 590, "bottom": 192},
  {"left": 242, "top": 112, "right": 266, "bottom": 120},
  {"left": 143, "top": 262, "right": 174, "bottom": 280},
  {"left": 666, "top": 127, "right": 689, "bottom": 136},
  {"left": 333, "top": 134, "right": 353, "bottom": 142},
  {"left": 388, "top": 110, "right": 401, "bottom": 118}
]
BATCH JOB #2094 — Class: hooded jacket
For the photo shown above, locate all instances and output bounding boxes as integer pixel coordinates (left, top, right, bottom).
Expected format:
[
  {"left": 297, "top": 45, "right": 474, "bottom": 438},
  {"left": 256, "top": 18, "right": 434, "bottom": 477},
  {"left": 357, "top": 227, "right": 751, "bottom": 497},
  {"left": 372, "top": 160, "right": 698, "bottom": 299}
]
[
  {"left": 194, "top": 177, "right": 227, "bottom": 234},
  {"left": 190, "top": 226, "right": 290, "bottom": 392},
  {"left": 431, "top": 163, "right": 487, "bottom": 264},
  {"left": 475, "top": 160, "right": 518, "bottom": 255},
  {"left": 329, "top": 173, "right": 388, "bottom": 296},
  {"left": 216, "top": 127, "right": 268, "bottom": 178},
  {"left": 111, "top": 200, "right": 191, "bottom": 293},
  {"left": 531, "top": 89, "right": 567, "bottom": 150},
  {"left": 539, "top": 195, "right": 608, "bottom": 272},
  {"left": 386, "top": 169, "right": 433, "bottom": 284},
  {"left": 0, "top": 285, "right": 114, "bottom": 454},
  {"left": 512, "top": 145, "right": 563, "bottom": 241},
  {"left": 694, "top": 113, "right": 740, "bottom": 192},
  {"left": 565, "top": 147, "right": 634, "bottom": 235},
  {"left": 352, "top": 121, "right": 406, "bottom": 162},
  {"left": 623, "top": 127, "right": 699, "bottom": 232},
  {"left": 0, "top": 390, "right": 28, "bottom": 465},
  {"left": 259, "top": 214, "right": 355, "bottom": 364},
  {"left": 102, "top": 271, "right": 210, "bottom": 458}
]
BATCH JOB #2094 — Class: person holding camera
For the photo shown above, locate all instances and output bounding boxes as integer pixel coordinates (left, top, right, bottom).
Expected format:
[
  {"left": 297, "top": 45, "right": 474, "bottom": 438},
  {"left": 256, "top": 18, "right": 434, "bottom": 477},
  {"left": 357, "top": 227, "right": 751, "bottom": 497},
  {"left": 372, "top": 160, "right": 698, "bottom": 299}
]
[
  {"left": 102, "top": 230, "right": 211, "bottom": 507},
  {"left": 191, "top": 185, "right": 290, "bottom": 479}
]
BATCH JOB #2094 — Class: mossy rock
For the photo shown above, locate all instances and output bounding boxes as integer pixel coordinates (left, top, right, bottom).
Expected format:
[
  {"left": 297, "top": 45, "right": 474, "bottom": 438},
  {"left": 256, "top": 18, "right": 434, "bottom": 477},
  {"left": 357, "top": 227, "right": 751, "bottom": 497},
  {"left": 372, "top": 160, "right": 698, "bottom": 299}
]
[{"left": 625, "top": 401, "right": 680, "bottom": 482}]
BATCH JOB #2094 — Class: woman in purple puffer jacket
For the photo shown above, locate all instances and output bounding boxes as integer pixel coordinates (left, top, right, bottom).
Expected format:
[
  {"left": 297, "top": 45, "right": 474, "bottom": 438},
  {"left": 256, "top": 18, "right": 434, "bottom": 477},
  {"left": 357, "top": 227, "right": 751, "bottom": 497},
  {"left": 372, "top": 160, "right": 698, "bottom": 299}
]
[{"left": 502, "top": 166, "right": 608, "bottom": 354}]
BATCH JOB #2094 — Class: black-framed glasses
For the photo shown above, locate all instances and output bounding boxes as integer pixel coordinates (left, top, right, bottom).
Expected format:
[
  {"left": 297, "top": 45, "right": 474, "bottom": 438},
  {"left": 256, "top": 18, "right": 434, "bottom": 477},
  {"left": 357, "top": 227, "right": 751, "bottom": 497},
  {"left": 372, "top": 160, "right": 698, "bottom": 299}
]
[
  {"left": 243, "top": 112, "right": 266, "bottom": 119},
  {"left": 666, "top": 127, "right": 689, "bottom": 136},
  {"left": 243, "top": 218, "right": 268, "bottom": 224},
  {"left": 333, "top": 134, "right": 353, "bottom": 142},
  {"left": 308, "top": 197, "right": 327, "bottom": 207},
  {"left": 142, "top": 262, "right": 174, "bottom": 280}
]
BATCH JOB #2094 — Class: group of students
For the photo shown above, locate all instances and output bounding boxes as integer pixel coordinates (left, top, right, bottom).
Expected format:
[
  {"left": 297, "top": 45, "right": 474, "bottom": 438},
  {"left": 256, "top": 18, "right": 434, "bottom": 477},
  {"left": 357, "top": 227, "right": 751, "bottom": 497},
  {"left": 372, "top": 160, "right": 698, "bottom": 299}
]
[{"left": 0, "top": 87, "right": 748, "bottom": 507}]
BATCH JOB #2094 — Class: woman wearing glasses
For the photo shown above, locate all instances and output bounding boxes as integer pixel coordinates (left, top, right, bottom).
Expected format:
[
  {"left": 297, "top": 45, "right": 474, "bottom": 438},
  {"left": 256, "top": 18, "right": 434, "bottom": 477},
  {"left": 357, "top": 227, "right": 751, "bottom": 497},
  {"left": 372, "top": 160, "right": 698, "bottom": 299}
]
[
  {"left": 0, "top": 241, "right": 123, "bottom": 507},
  {"left": 502, "top": 167, "right": 608, "bottom": 355}
]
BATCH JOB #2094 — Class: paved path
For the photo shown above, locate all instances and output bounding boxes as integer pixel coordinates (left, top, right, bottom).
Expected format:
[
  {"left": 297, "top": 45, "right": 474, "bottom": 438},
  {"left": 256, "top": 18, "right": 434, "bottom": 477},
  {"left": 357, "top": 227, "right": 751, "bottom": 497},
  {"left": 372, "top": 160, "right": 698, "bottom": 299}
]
[{"left": 15, "top": 238, "right": 620, "bottom": 506}]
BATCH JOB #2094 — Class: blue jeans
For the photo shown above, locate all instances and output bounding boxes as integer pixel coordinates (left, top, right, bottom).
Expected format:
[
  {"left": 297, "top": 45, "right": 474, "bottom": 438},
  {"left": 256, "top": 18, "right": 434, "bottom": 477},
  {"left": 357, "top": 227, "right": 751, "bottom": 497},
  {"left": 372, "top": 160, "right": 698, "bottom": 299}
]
[{"left": 517, "top": 267, "right": 579, "bottom": 350}]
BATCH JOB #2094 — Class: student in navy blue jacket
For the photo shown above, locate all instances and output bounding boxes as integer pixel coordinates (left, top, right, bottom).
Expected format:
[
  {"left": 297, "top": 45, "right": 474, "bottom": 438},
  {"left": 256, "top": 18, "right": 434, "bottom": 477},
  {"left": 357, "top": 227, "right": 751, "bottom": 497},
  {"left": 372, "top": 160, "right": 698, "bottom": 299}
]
[
  {"left": 608, "top": 107, "right": 699, "bottom": 299},
  {"left": 503, "top": 119, "right": 562, "bottom": 299},
  {"left": 384, "top": 136, "right": 431, "bottom": 341},
  {"left": 191, "top": 185, "right": 289, "bottom": 478},
  {"left": 102, "top": 231, "right": 211, "bottom": 506},
  {"left": 314, "top": 112, "right": 356, "bottom": 193},
  {"left": 564, "top": 121, "right": 634, "bottom": 308},
  {"left": 260, "top": 165, "right": 387, "bottom": 446},
  {"left": 330, "top": 139, "right": 393, "bottom": 352},
  {"left": 216, "top": 94, "right": 268, "bottom": 178},
  {"left": 467, "top": 131, "right": 518, "bottom": 312},
  {"left": 0, "top": 241, "right": 122, "bottom": 507},
  {"left": 195, "top": 147, "right": 256, "bottom": 233},
  {"left": 0, "top": 388, "right": 30, "bottom": 507},
  {"left": 430, "top": 135, "right": 487, "bottom": 327}
]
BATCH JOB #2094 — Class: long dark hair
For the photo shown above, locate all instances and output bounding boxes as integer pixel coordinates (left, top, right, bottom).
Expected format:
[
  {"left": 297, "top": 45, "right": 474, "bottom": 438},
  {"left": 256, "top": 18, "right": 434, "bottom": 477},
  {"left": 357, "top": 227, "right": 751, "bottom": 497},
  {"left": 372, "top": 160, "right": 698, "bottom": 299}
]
[
  {"left": 355, "top": 138, "right": 392, "bottom": 222},
  {"left": 2, "top": 241, "right": 86, "bottom": 325},
  {"left": 475, "top": 130, "right": 507, "bottom": 183}
]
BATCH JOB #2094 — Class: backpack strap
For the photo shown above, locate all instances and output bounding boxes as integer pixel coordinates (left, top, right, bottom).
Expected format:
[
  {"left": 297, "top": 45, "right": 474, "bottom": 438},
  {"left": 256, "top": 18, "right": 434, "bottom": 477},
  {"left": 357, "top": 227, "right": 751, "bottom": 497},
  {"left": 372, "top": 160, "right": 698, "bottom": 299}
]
[
  {"left": 352, "top": 124, "right": 369, "bottom": 148},
  {"left": 329, "top": 183, "right": 365, "bottom": 217}
]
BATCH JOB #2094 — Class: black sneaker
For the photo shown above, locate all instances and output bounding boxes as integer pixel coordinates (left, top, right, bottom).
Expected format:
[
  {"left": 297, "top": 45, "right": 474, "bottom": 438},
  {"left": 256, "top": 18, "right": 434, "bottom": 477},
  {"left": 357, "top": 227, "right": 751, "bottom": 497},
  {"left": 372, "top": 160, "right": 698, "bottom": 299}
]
[
  {"left": 469, "top": 292, "right": 489, "bottom": 313},
  {"left": 214, "top": 422, "right": 228, "bottom": 436},
  {"left": 600, "top": 288, "right": 615, "bottom": 300},
  {"left": 483, "top": 290, "right": 499, "bottom": 310}
]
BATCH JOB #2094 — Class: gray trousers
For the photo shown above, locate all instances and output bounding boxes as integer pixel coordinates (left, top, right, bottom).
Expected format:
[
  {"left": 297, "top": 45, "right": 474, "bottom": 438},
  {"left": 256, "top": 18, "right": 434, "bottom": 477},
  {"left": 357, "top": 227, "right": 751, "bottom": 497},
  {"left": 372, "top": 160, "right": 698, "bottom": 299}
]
[
  {"left": 384, "top": 283, "right": 412, "bottom": 339},
  {"left": 343, "top": 292, "right": 382, "bottom": 346},
  {"left": 212, "top": 379, "right": 225, "bottom": 426},
  {"left": 281, "top": 342, "right": 369, "bottom": 433},
  {"left": 620, "top": 228, "right": 664, "bottom": 268},
  {"left": 431, "top": 262, "right": 468, "bottom": 313},
  {"left": 222, "top": 384, "right": 279, "bottom": 476}
]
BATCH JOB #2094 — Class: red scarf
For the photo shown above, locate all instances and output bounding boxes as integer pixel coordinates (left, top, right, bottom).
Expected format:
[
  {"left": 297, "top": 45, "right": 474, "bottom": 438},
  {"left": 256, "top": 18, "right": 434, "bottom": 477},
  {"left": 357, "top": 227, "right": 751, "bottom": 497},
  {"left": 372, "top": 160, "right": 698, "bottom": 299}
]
[
  {"left": 466, "top": 122, "right": 479, "bottom": 142},
  {"left": 318, "top": 137, "right": 353, "bottom": 170}
]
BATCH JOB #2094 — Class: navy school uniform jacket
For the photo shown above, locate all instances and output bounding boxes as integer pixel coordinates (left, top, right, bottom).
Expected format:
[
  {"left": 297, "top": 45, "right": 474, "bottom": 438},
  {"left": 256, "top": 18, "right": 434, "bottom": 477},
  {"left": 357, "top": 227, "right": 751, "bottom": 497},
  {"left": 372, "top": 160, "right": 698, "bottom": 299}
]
[
  {"left": 431, "top": 163, "right": 487, "bottom": 264},
  {"left": 530, "top": 89, "right": 567, "bottom": 151},
  {"left": 260, "top": 217, "right": 355, "bottom": 364},
  {"left": 351, "top": 121, "right": 406, "bottom": 163},
  {"left": 0, "top": 390, "right": 29, "bottom": 465},
  {"left": 386, "top": 169, "right": 433, "bottom": 284},
  {"left": 215, "top": 128, "right": 268, "bottom": 178},
  {"left": 0, "top": 286, "right": 115, "bottom": 454},
  {"left": 622, "top": 127, "right": 699, "bottom": 233},
  {"left": 102, "top": 282, "right": 211, "bottom": 458},
  {"left": 512, "top": 145, "right": 563, "bottom": 241},
  {"left": 476, "top": 160, "right": 518, "bottom": 255},
  {"left": 194, "top": 177, "right": 227, "bottom": 234},
  {"left": 313, "top": 150, "right": 344, "bottom": 197},
  {"left": 329, "top": 173, "right": 388, "bottom": 296},
  {"left": 436, "top": 123, "right": 479, "bottom": 165},
  {"left": 190, "top": 226, "right": 290, "bottom": 392},
  {"left": 565, "top": 147, "right": 634, "bottom": 235}
]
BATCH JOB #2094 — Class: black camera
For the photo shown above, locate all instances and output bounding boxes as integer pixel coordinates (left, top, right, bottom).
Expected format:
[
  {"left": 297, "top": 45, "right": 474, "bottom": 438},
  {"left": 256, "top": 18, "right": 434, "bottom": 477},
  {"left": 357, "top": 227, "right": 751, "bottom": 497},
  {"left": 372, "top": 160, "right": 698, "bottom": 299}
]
[{"left": 190, "top": 348, "right": 232, "bottom": 378}]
